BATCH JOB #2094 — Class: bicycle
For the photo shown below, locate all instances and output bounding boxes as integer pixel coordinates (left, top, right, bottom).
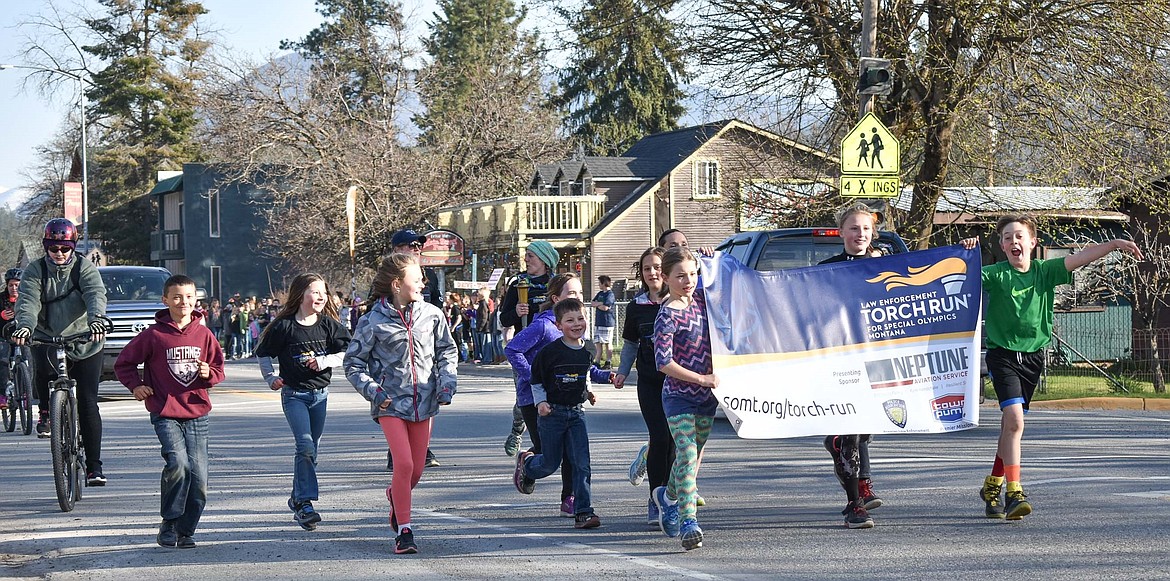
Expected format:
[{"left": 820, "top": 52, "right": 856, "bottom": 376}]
[
  {"left": 27, "top": 316, "right": 112, "bottom": 512},
  {"left": 2, "top": 340, "right": 34, "bottom": 435}
]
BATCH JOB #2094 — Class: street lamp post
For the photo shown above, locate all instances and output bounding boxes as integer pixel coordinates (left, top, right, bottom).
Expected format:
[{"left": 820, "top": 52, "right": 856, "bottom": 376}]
[{"left": 0, "top": 64, "right": 91, "bottom": 253}]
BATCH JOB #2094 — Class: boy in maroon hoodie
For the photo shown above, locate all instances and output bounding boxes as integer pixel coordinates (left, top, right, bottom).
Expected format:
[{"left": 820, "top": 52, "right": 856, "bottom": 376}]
[{"left": 115, "top": 275, "right": 225, "bottom": 549}]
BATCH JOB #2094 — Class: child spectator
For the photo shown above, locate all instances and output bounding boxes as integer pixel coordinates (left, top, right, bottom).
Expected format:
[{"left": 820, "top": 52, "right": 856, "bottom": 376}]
[
  {"left": 114, "top": 275, "right": 225, "bottom": 549},
  {"left": 590, "top": 275, "right": 616, "bottom": 369},
  {"left": 345, "top": 253, "right": 458, "bottom": 554},
  {"left": 513, "top": 297, "right": 612, "bottom": 529},
  {"left": 976, "top": 215, "right": 1141, "bottom": 520}
]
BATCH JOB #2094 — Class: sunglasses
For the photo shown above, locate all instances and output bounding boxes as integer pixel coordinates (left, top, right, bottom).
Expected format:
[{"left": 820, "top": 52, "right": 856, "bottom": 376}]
[{"left": 47, "top": 246, "right": 74, "bottom": 254}]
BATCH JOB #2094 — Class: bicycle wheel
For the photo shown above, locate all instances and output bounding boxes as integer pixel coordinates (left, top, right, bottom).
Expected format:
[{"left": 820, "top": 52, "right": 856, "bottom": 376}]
[
  {"left": 2, "top": 383, "right": 12, "bottom": 432},
  {"left": 16, "top": 362, "right": 32, "bottom": 436},
  {"left": 49, "top": 389, "right": 78, "bottom": 512}
]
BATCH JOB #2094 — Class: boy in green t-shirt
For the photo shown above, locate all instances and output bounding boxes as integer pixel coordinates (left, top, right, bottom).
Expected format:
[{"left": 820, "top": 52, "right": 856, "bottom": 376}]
[{"left": 977, "top": 214, "right": 1141, "bottom": 520}]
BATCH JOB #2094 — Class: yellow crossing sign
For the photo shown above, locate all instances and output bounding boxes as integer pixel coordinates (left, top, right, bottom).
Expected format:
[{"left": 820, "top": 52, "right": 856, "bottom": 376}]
[
  {"left": 840, "top": 176, "right": 900, "bottom": 198},
  {"left": 840, "top": 113, "right": 899, "bottom": 176}
]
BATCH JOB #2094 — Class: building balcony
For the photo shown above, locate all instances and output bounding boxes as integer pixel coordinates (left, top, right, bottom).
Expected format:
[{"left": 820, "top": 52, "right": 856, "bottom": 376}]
[
  {"left": 150, "top": 229, "right": 184, "bottom": 261},
  {"left": 437, "top": 195, "right": 607, "bottom": 247}
]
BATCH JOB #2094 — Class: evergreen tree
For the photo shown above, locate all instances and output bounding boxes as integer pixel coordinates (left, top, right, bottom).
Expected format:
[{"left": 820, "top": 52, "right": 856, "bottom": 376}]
[
  {"left": 82, "top": 0, "right": 208, "bottom": 262},
  {"left": 558, "top": 0, "right": 687, "bottom": 156},
  {"left": 415, "top": 0, "right": 564, "bottom": 199},
  {"left": 280, "top": 0, "right": 406, "bottom": 111}
]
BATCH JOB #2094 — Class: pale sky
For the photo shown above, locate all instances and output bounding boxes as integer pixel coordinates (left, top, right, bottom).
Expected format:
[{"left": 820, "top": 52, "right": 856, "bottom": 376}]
[{"left": 0, "top": 0, "right": 440, "bottom": 198}]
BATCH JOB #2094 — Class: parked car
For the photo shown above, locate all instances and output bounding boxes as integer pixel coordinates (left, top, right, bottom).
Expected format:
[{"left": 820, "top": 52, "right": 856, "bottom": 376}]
[
  {"left": 97, "top": 266, "right": 171, "bottom": 381},
  {"left": 715, "top": 227, "right": 909, "bottom": 270}
]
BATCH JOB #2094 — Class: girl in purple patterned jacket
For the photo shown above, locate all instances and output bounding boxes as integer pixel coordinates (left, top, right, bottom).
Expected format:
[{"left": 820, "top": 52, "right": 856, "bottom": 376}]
[
  {"left": 651, "top": 246, "right": 719, "bottom": 552},
  {"left": 504, "top": 273, "right": 583, "bottom": 517}
]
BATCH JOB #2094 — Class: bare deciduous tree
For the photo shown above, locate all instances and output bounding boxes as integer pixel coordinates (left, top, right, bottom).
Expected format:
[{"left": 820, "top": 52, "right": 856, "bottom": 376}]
[{"left": 684, "top": 0, "right": 1170, "bottom": 248}]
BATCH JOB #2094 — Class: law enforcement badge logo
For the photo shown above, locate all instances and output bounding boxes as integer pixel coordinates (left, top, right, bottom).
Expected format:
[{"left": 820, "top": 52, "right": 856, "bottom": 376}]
[{"left": 883, "top": 399, "right": 907, "bottom": 428}]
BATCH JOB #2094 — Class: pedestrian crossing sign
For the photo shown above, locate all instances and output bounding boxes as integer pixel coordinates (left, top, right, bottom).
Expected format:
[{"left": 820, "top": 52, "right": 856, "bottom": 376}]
[{"left": 840, "top": 113, "right": 899, "bottom": 176}]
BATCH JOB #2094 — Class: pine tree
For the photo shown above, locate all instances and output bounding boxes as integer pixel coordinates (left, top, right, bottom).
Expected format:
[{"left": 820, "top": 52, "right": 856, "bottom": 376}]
[
  {"left": 558, "top": 0, "right": 687, "bottom": 156},
  {"left": 415, "top": 0, "right": 564, "bottom": 199},
  {"left": 280, "top": 0, "right": 406, "bottom": 111},
  {"left": 82, "top": 0, "right": 208, "bottom": 262}
]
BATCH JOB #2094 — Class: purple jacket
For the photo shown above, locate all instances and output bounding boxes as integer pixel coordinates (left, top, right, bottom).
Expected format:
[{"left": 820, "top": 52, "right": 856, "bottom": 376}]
[{"left": 504, "top": 309, "right": 560, "bottom": 406}]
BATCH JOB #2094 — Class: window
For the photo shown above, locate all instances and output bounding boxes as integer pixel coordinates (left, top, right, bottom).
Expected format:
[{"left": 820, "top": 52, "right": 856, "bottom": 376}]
[
  {"left": 694, "top": 160, "right": 720, "bottom": 199},
  {"left": 209, "top": 190, "right": 221, "bottom": 238},
  {"left": 209, "top": 266, "right": 222, "bottom": 302}
]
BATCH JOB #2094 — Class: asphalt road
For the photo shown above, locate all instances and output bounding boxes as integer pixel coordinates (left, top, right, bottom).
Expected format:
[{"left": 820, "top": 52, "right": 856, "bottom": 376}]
[{"left": 3, "top": 361, "right": 1170, "bottom": 580}]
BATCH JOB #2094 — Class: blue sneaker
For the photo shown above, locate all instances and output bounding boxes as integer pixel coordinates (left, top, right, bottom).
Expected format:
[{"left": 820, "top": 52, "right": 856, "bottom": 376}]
[
  {"left": 628, "top": 443, "right": 649, "bottom": 486},
  {"left": 680, "top": 519, "right": 703, "bottom": 550},
  {"left": 652, "top": 486, "right": 680, "bottom": 538},
  {"left": 647, "top": 497, "right": 660, "bottom": 526}
]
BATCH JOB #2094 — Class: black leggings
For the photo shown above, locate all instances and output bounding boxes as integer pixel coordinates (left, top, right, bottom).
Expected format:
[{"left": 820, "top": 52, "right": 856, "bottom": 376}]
[
  {"left": 636, "top": 374, "right": 674, "bottom": 494},
  {"left": 33, "top": 346, "right": 104, "bottom": 472},
  {"left": 519, "top": 403, "right": 573, "bottom": 501}
]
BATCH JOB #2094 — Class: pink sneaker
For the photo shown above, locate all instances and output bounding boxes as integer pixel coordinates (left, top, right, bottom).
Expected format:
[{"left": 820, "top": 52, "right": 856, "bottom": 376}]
[{"left": 559, "top": 495, "right": 575, "bottom": 518}]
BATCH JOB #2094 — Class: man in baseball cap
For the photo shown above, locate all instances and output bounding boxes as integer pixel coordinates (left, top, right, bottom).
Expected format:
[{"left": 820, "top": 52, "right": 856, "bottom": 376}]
[{"left": 391, "top": 229, "right": 427, "bottom": 249}]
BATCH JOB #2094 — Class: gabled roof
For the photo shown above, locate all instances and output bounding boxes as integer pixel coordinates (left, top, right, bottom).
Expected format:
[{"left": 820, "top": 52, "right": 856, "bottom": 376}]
[
  {"left": 891, "top": 186, "right": 1109, "bottom": 213},
  {"left": 621, "top": 121, "right": 731, "bottom": 162},
  {"left": 530, "top": 163, "right": 561, "bottom": 188},
  {"left": 575, "top": 157, "right": 674, "bottom": 181}
]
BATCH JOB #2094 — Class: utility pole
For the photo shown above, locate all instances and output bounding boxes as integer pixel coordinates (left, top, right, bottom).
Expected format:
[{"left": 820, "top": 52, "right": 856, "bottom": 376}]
[{"left": 859, "top": 0, "right": 877, "bottom": 120}]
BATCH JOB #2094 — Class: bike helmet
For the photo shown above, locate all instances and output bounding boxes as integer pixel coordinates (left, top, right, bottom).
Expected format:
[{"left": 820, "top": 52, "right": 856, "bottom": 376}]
[
  {"left": 3, "top": 268, "right": 20, "bottom": 283},
  {"left": 44, "top": 218, "right": 79, "bottom": 242}
]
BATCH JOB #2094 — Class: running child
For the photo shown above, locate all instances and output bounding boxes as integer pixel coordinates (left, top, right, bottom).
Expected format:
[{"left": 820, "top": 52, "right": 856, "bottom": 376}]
[
  {"left": 255, "top": 273, "right": 352, "bottom": 531},
  {"left": 505, "top": 272, "right": 583, "bottom": 518},
  {"left": 114, "top": 275, "right": 225, "bottom": 549},
  {"left": 513, "top": 297, "right": 612, "bottom": 529},
  {"left": 345, "top": 253, "right": 458, "bottom": 554},
  {"left": 977, "top": 214, "right": 1141, "bottom": 520},
  {"left": 653, "top": 246, "right": 719, "bottom": 551},
  {"left": 612, "top": 247, "right": 675, "bottom": 526}
]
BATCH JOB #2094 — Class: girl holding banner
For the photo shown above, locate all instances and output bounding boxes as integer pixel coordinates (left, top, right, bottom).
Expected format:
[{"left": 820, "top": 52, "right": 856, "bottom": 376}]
[
  {"left": 652, "top": 247, "right": 719, "bottom": 551},
  {"left": 818, "top": 203, "right": 886, "bottom": 529}
]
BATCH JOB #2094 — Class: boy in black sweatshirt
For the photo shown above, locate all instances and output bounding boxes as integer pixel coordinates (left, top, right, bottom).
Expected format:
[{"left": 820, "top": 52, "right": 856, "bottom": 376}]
[{"left": 513, "top": 298, "right": 612, "bottom": 529}]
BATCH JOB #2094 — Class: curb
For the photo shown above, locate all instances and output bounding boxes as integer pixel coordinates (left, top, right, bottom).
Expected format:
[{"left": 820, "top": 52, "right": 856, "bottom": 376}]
[{"left": 1026, "top": 397, "right": 1170, "bottom": 411}]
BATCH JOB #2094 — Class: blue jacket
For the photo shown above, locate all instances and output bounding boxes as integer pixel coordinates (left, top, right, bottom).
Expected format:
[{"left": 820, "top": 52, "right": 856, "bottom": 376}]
[{"left": 504, "top": 309, "right": 560, "bottom": 407}]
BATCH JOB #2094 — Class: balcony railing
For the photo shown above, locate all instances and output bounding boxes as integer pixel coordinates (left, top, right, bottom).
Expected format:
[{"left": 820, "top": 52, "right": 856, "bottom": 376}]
[
  {"left": 149, "top": 229, "right": 184, "bottom": 261},
  {"left": 437, "top": 195, "right": 607, "bottom": 244}
]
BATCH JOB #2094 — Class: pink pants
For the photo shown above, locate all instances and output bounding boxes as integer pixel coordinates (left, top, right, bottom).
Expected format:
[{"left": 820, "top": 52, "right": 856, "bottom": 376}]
[{"left": 379, "top": 416, "right": 432, "bottom": 526}]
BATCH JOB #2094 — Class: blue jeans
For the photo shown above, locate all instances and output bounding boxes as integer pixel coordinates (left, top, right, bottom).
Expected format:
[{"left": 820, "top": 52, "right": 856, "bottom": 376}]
[
  {"left": 152, "top": 414, "right": 209, "bottom": 536},
  {"left": 524, "top": 404, "right": 592, "bottom": 515},
  {"left": 282, "top": 388, "right": 328, "bottom": 503}
]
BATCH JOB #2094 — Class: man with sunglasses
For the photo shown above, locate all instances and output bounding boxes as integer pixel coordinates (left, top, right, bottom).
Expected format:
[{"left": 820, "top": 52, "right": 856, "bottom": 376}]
[{"left": 12, "top": 218, "right": 110, "bottom": 485}]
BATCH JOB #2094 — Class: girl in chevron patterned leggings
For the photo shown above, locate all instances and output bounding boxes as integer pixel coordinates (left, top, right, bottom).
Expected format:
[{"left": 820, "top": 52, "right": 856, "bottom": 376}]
[{"left": 651, "top": 246, "right": 719, "bottom": 551}]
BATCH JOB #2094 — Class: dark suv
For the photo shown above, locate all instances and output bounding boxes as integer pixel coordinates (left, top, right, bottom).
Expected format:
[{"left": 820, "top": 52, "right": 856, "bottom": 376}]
[
  {"left": 716, "top": 227, "right": 909, "bottom": 270},
  {"left": 98, "top": 266, "right": 171, "bottom": 381}
]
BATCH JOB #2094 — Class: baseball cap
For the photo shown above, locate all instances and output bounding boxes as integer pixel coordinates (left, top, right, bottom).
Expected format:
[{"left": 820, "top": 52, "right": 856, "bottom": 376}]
[{"left": 391, "top": 229, "right": 427, "bottom": 247}]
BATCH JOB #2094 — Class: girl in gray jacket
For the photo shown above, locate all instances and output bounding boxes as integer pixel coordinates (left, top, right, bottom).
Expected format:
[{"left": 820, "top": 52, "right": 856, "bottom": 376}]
[{"left": 344, "top": 253, "right": 458, "bottom": 555}]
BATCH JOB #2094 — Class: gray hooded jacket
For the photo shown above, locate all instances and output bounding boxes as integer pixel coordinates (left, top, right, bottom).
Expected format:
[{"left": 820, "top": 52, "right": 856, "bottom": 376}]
[
  {"left": 344, "top": 298, "right": 458, "bottom": 422},
  {"left": 15, "top": 256, "right": 107, "bottom": 360}
]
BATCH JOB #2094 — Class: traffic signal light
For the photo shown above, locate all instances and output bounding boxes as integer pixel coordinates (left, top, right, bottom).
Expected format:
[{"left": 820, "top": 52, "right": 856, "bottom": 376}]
[{"left": 858, "top": 57, "right": 893, "bottom": 96}]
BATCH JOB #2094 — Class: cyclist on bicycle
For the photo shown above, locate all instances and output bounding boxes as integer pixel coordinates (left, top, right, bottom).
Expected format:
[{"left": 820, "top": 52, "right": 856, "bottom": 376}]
[
  {"left": 1, "top": 267, "right": 23, "bottom": 409},
  {"left": 12, "top": 219, "right": 109, "bottom": 485}
]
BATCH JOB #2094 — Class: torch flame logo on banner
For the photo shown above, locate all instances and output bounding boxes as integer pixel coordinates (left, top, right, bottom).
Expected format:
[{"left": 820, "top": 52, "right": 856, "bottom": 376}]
[{"left": 866, "top": 257, "right": 968, "bottom": 295}]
